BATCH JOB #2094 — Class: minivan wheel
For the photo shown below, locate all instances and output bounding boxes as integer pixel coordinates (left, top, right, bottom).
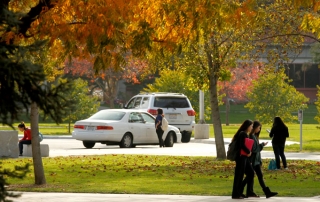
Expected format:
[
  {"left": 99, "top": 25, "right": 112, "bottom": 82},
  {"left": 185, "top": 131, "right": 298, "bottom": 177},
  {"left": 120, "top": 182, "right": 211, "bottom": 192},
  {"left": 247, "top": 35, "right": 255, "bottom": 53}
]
[
  {"left": 181, "top": 131, "right": 191, "bottom": 143},
  {"left": 165, "top": 132, "right": 174, "bottom": 147},
  {"left": 83, "top": 141, "right": 95, "bottom": 148}
]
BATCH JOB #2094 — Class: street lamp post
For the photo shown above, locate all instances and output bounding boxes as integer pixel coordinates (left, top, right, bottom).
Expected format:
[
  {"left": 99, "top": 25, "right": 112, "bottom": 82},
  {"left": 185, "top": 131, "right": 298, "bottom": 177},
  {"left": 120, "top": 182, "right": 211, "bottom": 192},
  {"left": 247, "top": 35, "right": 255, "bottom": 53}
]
[{"left": 298, "top": 109, "right": 303, "bottom": 151}]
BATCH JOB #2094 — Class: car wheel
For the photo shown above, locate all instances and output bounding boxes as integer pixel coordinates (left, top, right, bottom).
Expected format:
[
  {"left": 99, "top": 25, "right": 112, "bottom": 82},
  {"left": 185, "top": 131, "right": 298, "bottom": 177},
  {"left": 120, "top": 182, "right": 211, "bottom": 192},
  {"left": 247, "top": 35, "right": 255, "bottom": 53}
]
[
  {"left": 165, "top": 132, "right": 174, "bottom": 147},
  {"left": 120, "top": 133, "right": 133, "bottom": 148},
  {"left": 181, "top": 131, "right": 191, "bottom": 143},
  {"left": 83, "top": 141, "right": 95, "bottom": 148}
]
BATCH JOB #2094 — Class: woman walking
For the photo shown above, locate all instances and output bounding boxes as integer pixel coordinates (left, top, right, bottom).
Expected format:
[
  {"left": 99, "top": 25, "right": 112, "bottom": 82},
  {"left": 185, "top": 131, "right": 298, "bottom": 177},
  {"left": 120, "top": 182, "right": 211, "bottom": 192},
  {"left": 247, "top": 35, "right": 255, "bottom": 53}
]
[
  {"left": 269, "top": 116, "right": 289, "bottom": 169},
  {"left": 231, "top": 119, "right": 255, "bottom": 199},
  {"left": 241, "top": 121, "right": 278, "bottom": 198},
  {"left": 18, "top": 122, "right": 32, "bottom": 156}
]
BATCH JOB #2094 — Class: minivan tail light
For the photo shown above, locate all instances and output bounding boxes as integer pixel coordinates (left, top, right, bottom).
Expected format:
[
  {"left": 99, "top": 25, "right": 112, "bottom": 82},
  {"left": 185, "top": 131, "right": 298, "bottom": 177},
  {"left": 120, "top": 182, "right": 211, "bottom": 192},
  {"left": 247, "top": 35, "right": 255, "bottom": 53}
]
[
  {"left": 96, "top": 126, "right": 113, "bottom": 130},
  {"left": 74, "top": 125, "right": 85, "bottom": 129},
  {"left": 147, "top": 109, "right": 157, "bottom": 115},
  {"left": 187, "top": 110, "right": 196, "bottom": 116}
]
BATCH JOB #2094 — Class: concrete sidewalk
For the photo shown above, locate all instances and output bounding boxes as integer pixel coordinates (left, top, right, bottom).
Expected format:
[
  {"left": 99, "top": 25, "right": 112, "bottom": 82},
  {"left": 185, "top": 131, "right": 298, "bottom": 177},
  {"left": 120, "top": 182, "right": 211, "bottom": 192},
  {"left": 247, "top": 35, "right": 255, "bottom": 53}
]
[{"left": 10, "top": 192, "right": 320, "bottom": 202}]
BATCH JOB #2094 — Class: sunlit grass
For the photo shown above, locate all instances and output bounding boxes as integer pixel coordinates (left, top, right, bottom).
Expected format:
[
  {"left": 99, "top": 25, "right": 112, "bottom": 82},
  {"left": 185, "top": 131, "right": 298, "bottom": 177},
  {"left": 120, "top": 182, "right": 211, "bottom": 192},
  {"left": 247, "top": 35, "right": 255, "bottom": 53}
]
[{"left": 2, "top": 155, "right": 320, "bottom": 196}]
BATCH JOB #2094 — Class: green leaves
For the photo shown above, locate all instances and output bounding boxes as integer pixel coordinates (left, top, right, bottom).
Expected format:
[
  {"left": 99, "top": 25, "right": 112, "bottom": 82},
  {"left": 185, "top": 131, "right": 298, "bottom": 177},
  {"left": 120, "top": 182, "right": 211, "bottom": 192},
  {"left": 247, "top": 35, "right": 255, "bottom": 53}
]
[{"left": 245, "top": 67, "right": 309, "bottom": 124}]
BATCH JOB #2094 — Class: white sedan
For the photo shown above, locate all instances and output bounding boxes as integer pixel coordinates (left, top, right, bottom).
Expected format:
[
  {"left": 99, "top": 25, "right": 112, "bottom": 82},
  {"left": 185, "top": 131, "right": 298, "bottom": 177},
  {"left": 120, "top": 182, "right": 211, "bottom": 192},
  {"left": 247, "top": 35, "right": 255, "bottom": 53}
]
[{"left": 72, "top": 109, "right": 182, "bottom": 148}]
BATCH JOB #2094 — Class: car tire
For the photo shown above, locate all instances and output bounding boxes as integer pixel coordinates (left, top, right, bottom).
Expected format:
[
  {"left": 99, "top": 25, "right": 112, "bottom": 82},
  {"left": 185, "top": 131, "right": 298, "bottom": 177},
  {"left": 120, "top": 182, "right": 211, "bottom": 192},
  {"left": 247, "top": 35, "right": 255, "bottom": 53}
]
[
  {"left": 165, "top": 132, "right": 174, "bottom": 147},
  {"left": 120, "top": 133, "right": 133, "bottom": 148},
  {"left": 83, "top": 141, "right": 95, "bottom": 148},
  {"left": 181, "top": 131, "right": 191, "bottom": 143}
]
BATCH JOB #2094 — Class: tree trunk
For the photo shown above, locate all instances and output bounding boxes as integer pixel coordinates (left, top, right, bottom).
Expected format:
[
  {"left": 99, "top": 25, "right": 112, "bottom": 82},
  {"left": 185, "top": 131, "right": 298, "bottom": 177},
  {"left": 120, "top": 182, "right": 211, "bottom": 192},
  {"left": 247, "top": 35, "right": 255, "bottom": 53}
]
[
  {"left": 30, "top": 102, "right": 46, "bottom": 185},
  {"left": 206, "top": 42, "right": 226, "bottom": 159},
  {"left": 209, "top": 76, "right": 226, "bottom": 159}
]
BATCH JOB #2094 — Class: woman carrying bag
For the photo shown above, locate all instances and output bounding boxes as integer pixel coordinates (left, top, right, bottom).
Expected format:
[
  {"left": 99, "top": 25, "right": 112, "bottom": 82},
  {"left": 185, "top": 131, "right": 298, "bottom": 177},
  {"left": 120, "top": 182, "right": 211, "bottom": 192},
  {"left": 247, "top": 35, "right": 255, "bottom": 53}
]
[
  {"left": 241, "top": 121, "right": 278, "bottom": 198},
  {"left": 231, "top": 119, "right": 255, "bottom": 199},
  {"left": 269, "top": 116, "right": 289, "bottom": 169}
]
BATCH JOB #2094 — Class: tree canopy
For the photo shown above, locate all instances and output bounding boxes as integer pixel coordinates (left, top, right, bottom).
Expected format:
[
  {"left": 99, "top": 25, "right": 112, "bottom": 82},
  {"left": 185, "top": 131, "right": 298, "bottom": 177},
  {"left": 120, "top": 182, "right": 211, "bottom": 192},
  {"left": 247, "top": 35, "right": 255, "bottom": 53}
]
[
  {"left": 0, "top": 5, "right": 74, "bottom": 126},
  {"left": 245, "top": 67, "right": 309, "bottom": 124}
]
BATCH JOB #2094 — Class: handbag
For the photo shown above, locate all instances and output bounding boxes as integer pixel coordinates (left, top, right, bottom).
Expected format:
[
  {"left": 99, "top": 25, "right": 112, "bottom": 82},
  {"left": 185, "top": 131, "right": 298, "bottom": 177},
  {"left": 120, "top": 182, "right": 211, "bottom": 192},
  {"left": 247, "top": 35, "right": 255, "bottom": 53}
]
[
  {"left": 268, "top": 159, "right": 277, "bottom": 170},
  {"left": 39, "top": 132, "right": 44, "bottom": 142},
  {"left": 227, "top": 140, "right": 237, "bottom": 161},
  {"left": 161, "top": 117, "right": 168, "bottom": 131}
]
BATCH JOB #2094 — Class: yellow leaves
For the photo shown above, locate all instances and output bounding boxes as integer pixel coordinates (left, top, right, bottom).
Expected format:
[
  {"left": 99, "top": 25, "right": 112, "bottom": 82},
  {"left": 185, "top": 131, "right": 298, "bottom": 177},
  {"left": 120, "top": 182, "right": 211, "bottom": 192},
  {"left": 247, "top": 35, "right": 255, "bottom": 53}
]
[{"left": 3, "top": 31, "right": 15, "bottom": 44}]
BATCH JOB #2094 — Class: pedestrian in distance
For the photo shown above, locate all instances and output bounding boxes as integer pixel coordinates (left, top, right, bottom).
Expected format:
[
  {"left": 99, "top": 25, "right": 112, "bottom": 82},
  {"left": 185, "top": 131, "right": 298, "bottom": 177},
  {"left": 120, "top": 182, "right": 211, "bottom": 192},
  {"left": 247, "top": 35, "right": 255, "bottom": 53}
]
[
  {"left": 155, "top": 108, "right": 165, "bottom": 148},
  {"left": 18, "top": 122, "right": 32, "bottom": 156},
  {"left": 231, "top": 119, "right": 256, "bottom": 199},
  {"left": 269, "top": 116, "right": 289, "bottom": 169},
  {"left": 241, "top": 120, "right": 278, "bottom": 198}
]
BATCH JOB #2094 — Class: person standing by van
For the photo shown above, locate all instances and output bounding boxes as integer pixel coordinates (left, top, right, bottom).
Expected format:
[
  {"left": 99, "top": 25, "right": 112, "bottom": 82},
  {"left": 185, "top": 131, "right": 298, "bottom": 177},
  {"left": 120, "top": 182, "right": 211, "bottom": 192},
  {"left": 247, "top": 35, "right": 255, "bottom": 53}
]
[
  {"left": 155, "top": 108, "right": 165, "bottom": 148},
  {"left": 269, "top": 116, "right": 289, "bottom": 169}
]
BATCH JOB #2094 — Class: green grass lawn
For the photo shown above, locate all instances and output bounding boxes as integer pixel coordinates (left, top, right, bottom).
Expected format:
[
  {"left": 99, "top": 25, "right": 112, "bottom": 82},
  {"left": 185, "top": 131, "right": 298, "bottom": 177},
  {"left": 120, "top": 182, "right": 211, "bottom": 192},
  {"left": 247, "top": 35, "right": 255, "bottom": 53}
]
[
  {"left": 2, "top": 155, "right": 320, "bottom": 197},
  {"left": 218, "top": 103, "right": 318, "bottom": 124},
  {"left": 0, "top": 123, "right": 72, "bottom": 135}
]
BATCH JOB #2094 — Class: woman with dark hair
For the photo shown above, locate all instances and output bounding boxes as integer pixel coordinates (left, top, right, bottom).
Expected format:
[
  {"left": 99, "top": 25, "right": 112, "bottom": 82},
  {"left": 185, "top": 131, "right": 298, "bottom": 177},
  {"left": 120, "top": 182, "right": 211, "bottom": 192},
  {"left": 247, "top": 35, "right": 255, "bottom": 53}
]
[
  {"left": 241, "top": 121, "right": 278, "bottom": 198},
  {"left": 155, "top": 108, "right": 165, "bottom": 148},
  {"left": 231, "top": 119, "right": 256, "bottom": 199},
  {"left": 269, "top": 116, "right": 289, "bottom": 169},
  {"left": 18, "top": 122, "right": 32, "bottom": 156}
]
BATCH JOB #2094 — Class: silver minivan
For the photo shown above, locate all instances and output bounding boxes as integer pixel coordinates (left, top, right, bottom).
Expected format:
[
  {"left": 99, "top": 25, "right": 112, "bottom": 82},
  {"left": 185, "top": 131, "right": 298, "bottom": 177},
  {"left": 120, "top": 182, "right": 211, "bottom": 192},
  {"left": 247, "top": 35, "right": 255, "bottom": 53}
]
[{"left": 124, "top": 92, "right": 195, "bottom": 143}]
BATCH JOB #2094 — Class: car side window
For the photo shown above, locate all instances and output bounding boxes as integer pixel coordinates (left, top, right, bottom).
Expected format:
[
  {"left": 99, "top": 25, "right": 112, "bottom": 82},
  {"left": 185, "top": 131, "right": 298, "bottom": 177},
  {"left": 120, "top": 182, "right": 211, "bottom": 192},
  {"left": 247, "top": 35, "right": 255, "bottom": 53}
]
[
  {"left": 133, "top": 97, "right": 142, "bottom": 108},
  {"left": 141, "top": 113, "right": 155, "bottom": 124},
  {"left": 126, "top": 98, "right": 136, "bottom": 109},
  {"left": 140, "top": 97, "right": 150, "bottom": 109},
  {"left": 129, "top": 112, "right": 144, "bottom": 123}
]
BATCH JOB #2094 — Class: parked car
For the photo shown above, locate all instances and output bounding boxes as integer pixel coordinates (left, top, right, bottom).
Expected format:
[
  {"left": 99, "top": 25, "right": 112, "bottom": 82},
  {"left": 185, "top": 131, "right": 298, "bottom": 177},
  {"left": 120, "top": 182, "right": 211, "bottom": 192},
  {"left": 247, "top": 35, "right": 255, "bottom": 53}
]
[
  {"left": 72, "top": 109, "right": 182, "bottom": 148},
  {"left": 123, "top": 92, "right": 195, "bottom": 143}
]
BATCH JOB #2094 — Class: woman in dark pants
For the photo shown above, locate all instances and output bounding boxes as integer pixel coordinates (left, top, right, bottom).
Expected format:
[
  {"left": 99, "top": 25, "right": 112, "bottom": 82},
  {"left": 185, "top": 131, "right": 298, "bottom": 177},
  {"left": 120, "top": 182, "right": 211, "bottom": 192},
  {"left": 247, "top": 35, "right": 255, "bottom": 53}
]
[
  {"left": 241, "top": 121, "right": 278, "bottom": 198},
  {"left": 18, "top": 122, "right": 32, "bottom": 156},
  {"left": 155, "top": 108, "right": 165, "bottom": 148},
  {"left": 269, "top": 116, "right": 289, "bottom": 169},
  {"left": 231, "top": 119, "right": 255, "bottom": 199}
]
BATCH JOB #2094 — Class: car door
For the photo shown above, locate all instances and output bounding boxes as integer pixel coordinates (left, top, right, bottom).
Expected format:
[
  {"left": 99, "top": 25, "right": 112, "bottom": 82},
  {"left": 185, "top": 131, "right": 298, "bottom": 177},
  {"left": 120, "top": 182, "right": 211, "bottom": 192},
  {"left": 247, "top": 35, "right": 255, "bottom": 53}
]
[
  {"left": 140, "top": 112, "right": 159, "bottom": 143},
  {"left": 128, "top": 112, "right": 147, "bottom": 143}
]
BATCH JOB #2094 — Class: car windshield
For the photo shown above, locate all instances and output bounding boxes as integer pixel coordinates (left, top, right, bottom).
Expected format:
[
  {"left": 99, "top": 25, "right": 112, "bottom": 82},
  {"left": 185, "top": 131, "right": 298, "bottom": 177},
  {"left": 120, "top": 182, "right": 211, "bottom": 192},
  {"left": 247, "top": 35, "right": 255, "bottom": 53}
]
[
  {"left": 154, "top": 97, "right": 190, "bottom": 108},
  {"left": 88, "top": 111, "right": 126, "bottom": 120}
]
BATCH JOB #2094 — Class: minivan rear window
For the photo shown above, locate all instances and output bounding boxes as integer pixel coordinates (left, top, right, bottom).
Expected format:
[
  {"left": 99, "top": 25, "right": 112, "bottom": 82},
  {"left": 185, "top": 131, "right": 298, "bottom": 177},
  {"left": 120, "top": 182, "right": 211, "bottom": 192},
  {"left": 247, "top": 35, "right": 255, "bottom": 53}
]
[{"left": 154, "top": 97, "right": 190, "bottom": 108}]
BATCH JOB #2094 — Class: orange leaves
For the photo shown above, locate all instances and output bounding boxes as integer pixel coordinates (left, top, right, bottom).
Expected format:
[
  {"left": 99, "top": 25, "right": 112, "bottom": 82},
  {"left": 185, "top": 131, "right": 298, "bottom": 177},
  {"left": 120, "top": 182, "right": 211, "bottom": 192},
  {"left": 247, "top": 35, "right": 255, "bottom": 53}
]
[{"left": 2, "top": 31, "right": 15, "bottom": 44}]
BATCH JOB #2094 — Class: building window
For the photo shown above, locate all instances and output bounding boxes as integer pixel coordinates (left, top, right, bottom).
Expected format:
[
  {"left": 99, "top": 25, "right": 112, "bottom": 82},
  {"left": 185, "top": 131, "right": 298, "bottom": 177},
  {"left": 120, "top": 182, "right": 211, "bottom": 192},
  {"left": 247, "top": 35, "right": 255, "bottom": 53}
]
[{"left": 287, "top": 63, "right": 320, "bottom": 88}]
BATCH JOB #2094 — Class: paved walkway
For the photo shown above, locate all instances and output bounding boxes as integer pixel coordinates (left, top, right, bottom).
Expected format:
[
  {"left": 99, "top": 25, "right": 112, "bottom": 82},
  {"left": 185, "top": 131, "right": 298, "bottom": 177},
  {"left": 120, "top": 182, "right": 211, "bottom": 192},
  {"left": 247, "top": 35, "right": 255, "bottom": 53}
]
[{"left": 10, "top": 192, "right": 320, "bottom": 202}]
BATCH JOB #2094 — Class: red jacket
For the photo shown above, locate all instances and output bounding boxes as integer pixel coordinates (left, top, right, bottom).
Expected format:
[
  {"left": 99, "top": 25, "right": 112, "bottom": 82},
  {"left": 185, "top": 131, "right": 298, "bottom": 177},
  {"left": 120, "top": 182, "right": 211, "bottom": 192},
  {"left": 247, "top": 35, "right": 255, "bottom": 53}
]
[{"left": 21, "top": 128, "right": 32, "bottom": 141}]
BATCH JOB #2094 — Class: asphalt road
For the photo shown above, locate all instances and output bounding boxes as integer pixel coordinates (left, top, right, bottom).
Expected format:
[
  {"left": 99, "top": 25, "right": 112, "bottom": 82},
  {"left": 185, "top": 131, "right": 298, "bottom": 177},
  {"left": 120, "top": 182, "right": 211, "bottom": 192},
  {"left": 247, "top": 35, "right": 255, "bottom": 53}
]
[{"left": 25, "top": 136, "right": 320, "bottom": 161}]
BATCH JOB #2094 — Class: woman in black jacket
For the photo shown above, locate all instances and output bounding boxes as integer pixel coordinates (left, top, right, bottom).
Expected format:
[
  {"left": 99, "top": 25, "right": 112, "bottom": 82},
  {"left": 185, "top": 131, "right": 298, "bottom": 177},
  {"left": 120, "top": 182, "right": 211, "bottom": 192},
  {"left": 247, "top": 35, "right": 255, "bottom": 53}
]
[
  {"left": 231, "top": 119, "right": 255, "bottom": 199},
  {"left": 269, "top": 116, "right": 289, "bottom": 169},
  {"left": 241, "top": 121, "right": 278, "bottom": 198}
]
